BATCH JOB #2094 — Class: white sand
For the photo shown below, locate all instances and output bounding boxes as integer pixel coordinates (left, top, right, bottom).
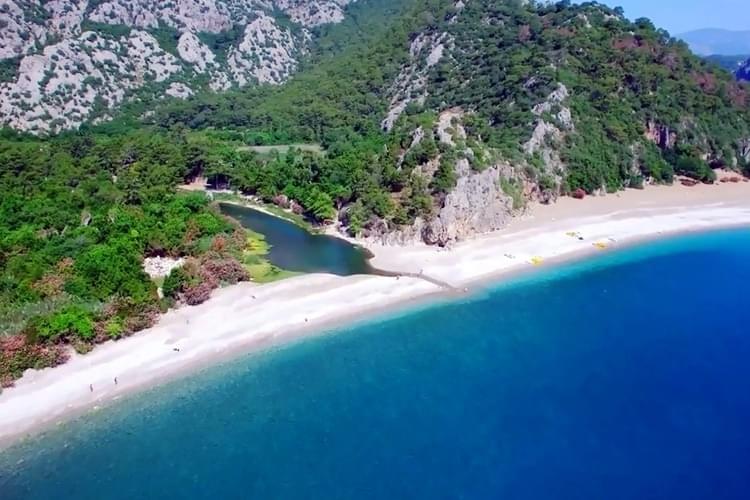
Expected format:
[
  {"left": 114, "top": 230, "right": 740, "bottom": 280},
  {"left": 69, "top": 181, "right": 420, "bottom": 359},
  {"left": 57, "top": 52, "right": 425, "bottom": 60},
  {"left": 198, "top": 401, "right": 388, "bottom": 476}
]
[
  {"left": 2, "top": 181, "right": 750, "bottom": 448},
  {"left": 368, "top": 182, "right": 750, "bottom": 285}
]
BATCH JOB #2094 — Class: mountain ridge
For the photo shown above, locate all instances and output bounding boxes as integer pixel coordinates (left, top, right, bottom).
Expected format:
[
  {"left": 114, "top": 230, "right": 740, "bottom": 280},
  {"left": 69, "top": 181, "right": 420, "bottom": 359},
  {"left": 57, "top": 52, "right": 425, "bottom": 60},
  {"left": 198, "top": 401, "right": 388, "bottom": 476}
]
[
  {"left": 145, "top": 0, "right": 750, "bottom": 245},
  {"left": 0, "top": 0, "right": 357, "bottom": 133},
  {"left": 677, "top": 28, "right": 750, "bottom": 56}
]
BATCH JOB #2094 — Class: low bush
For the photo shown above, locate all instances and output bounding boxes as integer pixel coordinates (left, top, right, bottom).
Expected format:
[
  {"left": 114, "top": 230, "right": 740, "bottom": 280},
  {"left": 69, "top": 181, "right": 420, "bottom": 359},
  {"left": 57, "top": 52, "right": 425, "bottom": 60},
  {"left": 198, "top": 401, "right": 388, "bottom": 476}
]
[{"left": 0, "top": 336, "right": 69, "bottom": 389}]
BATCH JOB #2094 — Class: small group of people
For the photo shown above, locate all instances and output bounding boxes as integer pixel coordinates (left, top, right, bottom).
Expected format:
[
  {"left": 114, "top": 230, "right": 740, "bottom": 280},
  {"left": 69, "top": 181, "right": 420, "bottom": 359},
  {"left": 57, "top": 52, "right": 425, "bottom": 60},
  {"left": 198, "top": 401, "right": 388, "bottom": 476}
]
[{"left": 89, "top": 377, "right": 118, "bottom": 393}]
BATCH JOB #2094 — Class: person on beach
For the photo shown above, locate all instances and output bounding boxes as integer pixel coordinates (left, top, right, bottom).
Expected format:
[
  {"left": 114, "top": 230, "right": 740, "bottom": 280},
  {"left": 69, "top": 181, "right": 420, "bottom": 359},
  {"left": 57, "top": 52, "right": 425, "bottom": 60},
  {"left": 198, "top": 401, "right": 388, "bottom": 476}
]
[
  {"left": 114, "top": 377, "right": 118, "bottom": 385},
  {"left": 89, "top": 384, "right": 93, "bottom": 392}
]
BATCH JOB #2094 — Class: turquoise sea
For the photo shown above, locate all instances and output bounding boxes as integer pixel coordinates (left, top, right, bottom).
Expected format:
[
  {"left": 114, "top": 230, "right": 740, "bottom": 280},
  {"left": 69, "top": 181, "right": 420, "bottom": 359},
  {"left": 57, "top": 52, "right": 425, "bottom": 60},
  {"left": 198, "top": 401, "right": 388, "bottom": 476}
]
[{"left": 2, "top": 229, "right": 750, "bottom": 499}]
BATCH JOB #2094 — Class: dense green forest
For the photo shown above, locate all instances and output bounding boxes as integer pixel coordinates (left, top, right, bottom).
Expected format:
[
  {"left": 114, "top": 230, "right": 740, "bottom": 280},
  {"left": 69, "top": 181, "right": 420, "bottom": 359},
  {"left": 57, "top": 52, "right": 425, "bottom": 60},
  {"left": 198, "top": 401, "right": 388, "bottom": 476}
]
[
  {"left": 0, "top": 129, "right": 286, "bottom": 386},
  {"left": 150, "top": 0, "right": 750, "bottom": 196},
  {"left": 2, "top": 0, "right": 750, "bottom": 385}
]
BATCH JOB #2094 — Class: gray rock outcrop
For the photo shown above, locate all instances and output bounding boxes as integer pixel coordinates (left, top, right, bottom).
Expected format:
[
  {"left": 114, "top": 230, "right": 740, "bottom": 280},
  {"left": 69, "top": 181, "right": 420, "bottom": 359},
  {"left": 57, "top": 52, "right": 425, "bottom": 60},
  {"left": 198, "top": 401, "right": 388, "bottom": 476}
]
[
  {"left": 422, "top": 161, "right": 514, "bottom": 246},
  {"left": 0, "top": 0, "right": 355, "bottom": 133}
]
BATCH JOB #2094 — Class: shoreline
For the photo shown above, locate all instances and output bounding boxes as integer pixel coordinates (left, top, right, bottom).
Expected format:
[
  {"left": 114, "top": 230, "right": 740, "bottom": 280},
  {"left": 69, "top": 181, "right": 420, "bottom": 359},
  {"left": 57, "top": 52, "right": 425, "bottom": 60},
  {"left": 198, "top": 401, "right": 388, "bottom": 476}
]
[{"left": 2, "top": 182, "right": 750, "bottom": 451}]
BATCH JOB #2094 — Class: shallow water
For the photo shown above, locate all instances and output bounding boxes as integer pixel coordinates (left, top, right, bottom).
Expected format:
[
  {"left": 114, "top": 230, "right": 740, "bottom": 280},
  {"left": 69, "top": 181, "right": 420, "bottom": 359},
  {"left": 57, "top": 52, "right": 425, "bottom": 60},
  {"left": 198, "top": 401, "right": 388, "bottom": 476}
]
[
  {"left": 219, "top": 202, "right": 372, "bottom": 275},
  {"left": 2, "top": 229, "right": 750, "bottom": 499}
]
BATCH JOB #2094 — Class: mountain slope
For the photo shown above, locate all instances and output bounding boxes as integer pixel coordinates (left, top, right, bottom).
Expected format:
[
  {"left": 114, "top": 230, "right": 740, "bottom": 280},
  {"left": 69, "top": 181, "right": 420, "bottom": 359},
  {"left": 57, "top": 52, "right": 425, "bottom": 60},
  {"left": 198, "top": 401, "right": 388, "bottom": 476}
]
[
  {"left": 704, "top": 54, "right": 750, "bottom": 73},
  {"left": 0, "top": 0, "right": 356, "bottom": 133},
  {"left": 678, "top": 28, "right": 750, "bottom": 56},
  {"left": 738, "top": 58, "right": 750, "bottom": 81},
  {"left": 147, "top": 0, "right": 750, "bottom": 245}
]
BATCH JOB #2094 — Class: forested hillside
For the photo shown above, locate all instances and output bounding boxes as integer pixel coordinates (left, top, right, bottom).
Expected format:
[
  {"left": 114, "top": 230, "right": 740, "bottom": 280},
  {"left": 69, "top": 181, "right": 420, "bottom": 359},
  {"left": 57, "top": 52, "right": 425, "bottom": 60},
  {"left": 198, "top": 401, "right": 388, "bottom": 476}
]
[
  {"left": 151, "top": 0, "right": 750, "bottom": 237},
  {"left": 2, "top": 0, "right": 750, "bottom": 384}
]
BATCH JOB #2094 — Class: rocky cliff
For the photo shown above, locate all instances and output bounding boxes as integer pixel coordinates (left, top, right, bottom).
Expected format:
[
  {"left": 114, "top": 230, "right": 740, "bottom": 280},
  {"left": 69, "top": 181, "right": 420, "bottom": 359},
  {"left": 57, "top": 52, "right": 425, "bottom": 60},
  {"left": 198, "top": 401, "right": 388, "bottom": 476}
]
[
  {"left": 0, "top": 0, "right": 354, "bottom": 133},
  {"left": 738, "top": 59, "right": 750, "bottom": 82}
]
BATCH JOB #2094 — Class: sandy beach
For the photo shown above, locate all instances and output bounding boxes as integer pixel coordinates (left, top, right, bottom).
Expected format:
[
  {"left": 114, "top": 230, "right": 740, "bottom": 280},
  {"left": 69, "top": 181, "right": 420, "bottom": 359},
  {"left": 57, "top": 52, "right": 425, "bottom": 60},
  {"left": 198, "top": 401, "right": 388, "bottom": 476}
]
[{"left": 2, "top": 180, "right": 750, "bottom": 449}]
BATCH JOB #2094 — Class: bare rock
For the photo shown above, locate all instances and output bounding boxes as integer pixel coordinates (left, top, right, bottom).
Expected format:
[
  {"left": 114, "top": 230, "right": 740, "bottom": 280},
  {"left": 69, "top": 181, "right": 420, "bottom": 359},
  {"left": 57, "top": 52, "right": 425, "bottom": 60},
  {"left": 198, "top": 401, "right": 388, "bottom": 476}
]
[
  {"left": 645, "top": 120, "right": 677, "bottom": 149},
  {"left": 166, "top": 82, "right": 194, "bottom": 99},
  {"left": 227, "top": 13, "right": 303, "bottom": 85},
  {"left": 0, "top": 0, "right": 354, "bottom": 134},
  {"left": 177, "top": 32, "right": 216, "bottom": 73},
  {"left": 382, "top": 31, "right": 455, "bottom": 131},
  {"left": 423, "top": 164, "right": 514, "bottom": 246}
]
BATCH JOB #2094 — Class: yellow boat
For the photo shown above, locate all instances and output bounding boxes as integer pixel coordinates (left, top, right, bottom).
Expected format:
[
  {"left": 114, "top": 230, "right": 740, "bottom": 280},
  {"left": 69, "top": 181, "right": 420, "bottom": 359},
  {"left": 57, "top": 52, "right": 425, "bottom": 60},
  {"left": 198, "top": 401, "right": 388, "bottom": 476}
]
[{"left": 530, "top": 256, "right": 544, "bottom": 266}]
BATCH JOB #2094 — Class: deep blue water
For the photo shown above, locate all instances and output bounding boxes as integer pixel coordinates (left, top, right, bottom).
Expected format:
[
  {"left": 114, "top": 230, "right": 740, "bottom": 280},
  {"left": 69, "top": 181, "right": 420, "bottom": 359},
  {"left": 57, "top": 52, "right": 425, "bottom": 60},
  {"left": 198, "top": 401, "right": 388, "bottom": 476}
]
[
  {"left": 2, "top": 229, "right": 750, "bottom": 500},
  {"left": 219, "top": 203, "right": 373, "bottom": 275}
]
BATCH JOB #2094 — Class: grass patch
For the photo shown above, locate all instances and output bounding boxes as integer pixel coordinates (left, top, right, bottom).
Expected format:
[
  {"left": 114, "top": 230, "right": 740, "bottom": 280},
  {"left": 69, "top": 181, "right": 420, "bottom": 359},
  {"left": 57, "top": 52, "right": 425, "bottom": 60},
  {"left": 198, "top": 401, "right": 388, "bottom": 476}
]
[
  {"left": 240, "top": 230, "right": 298, "bottom": 283},
  {"left": 245, "top": 261, "right": 300, "bottom": 283}
]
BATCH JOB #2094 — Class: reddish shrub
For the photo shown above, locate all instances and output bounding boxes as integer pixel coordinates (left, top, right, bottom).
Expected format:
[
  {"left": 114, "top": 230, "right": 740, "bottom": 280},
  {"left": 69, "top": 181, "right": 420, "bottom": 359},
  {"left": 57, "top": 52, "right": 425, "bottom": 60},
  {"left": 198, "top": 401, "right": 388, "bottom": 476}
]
[
  {"left": 32, "top": 273, "right": 65, "bottom": 297},
  {"left": 572, "top": 188, "right": 586, "bottom": 199},
  {"left": 272, "top": 194, "right": 290, "bottom": 208},
  {"left": 182, "top": 282, "right": 214, "bottom": 306},
  {"left": 691, "top": 72, "right": 718, "bottom": 93},
  {"left": 726, "top": 82, "right": 748, "bottom": 108},
  {"left": 201, "top": 258, "right": 250, "bottom": 285},
  {"left": 123, "top": 309, "right": 159, "bottom": 334},
  {"left": 518, "top": 24, "right": 531, "bottom": 42},
  {"left": 56, "top": 257, "right": 75, "bottom": 273},
  {"left": 290, "top": 200, "right": 304, "bottom": 215},
  {"left": 210, "top": 235, "right": 227, "bottom": 252},
  {"left": 0, "top": 336, "right": 69, "bottom": 388}
]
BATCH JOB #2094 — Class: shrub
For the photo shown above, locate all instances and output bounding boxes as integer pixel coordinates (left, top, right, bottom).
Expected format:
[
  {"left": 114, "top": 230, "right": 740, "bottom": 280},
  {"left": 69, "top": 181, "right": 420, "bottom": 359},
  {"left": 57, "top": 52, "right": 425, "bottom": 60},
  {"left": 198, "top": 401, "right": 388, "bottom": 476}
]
[
  {"left": 182, "top": 282, "right": 213, "bottom": 305},
  {"left": 162, "top": 267, "right": 188, "bottom": 299},
  {"left": 674, "top": 155, "right": 716, "bottom": 183},
  {"left": 1, "top": 335, "right": 69, "bottom": 388},
  {"left": 28, "top": 305, "right": 95, "bottom": 342},
  {"left": 201, "top": 258, "right": 249, "bottom": 285},
  {"left": 104, "top": 318, "right": 125, "bottom": 338}
]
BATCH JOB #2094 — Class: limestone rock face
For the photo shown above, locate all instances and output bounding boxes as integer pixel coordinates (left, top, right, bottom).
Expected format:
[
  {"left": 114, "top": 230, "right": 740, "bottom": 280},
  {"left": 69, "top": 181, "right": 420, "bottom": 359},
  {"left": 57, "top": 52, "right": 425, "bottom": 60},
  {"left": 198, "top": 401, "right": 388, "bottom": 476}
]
[
  {"left": 275, "top": 0, "right": 355, "bottom": 27},
  {"left": 0, "top": 30, "right": 181, "bottom": 133},
  {"left": 644, "top": 120, "right": 677, "bottom": 150},
  {"left": 423, "top": 162, "right": 514, "bottom": 247},
  {"left": 177, "top": 32, "right": 216, "bottom": 73},
  {"left": 382, "top": 31, "right": 454, "bottom": 131},
  {"left": 227, "top": 14, "right": 304, "bottom": 85},
  {"left": 166, "top": 82, "right": 194, "bottom": 99},
  {"left": 0, "top": 0, "right": 356, "bottom": 133},
  {"left": 358, "top": 158, "right": 516, "bottom": 248}
]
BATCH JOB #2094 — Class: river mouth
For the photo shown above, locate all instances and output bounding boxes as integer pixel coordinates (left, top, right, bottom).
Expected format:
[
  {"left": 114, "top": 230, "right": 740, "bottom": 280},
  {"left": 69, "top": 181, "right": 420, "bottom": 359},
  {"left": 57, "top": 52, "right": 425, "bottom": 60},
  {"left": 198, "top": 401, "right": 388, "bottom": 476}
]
[{"left": 219, "top": 203, "right": 375, "bottom": 276}]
